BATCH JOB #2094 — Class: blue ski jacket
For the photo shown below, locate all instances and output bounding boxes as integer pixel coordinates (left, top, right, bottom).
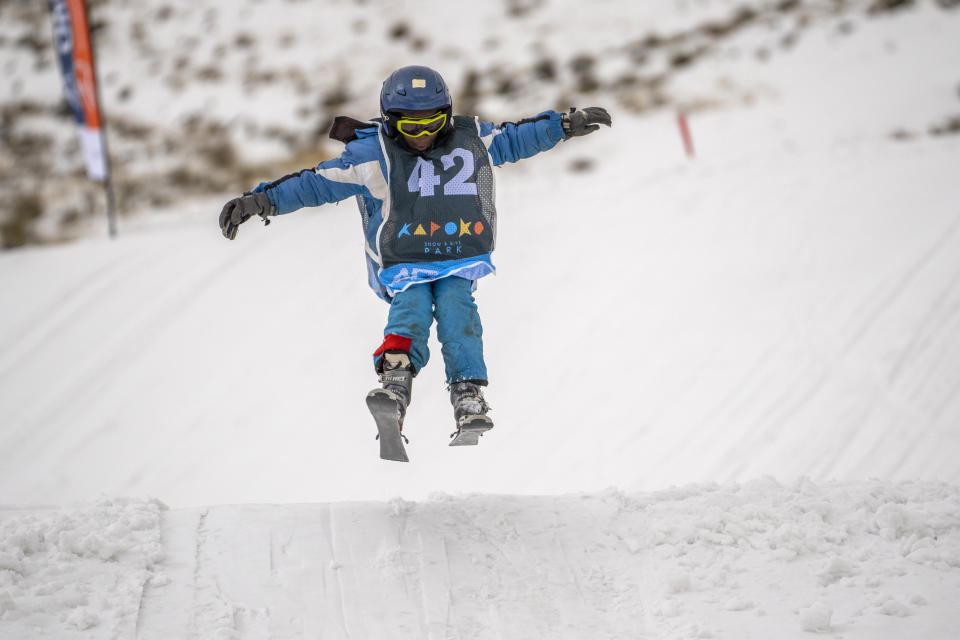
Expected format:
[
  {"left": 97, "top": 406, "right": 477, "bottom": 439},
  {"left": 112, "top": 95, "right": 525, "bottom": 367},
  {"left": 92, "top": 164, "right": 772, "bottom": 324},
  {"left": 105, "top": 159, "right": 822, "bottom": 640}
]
[{"left": 251, "top": 111, "right": 567, "bottom": 300}]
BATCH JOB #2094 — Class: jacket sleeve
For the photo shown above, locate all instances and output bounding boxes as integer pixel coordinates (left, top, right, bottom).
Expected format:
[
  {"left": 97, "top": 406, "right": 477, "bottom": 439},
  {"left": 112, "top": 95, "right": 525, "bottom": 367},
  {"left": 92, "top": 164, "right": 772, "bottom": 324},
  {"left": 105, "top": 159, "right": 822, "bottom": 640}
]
[
  {"left": 480, "top": 111, "right": 567, "bottom": 166},
  {"left": 251, "top": 140, "right": 385, "bottom": 215}
]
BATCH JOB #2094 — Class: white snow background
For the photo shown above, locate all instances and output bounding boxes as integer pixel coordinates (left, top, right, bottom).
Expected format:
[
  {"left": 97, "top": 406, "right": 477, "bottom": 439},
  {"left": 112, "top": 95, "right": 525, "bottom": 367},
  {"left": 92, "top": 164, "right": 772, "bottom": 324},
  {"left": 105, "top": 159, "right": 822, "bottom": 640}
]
[{"left": 2, "top": 0, "right": 960, "bottom": 638}]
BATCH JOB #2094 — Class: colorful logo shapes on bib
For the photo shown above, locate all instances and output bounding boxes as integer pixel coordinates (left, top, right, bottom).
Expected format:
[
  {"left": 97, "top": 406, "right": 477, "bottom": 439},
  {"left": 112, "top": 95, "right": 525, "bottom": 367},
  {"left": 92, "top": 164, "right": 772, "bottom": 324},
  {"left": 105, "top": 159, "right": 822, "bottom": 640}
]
[{"left": 400, "top": 220, "right": 488, "bottom": 239}]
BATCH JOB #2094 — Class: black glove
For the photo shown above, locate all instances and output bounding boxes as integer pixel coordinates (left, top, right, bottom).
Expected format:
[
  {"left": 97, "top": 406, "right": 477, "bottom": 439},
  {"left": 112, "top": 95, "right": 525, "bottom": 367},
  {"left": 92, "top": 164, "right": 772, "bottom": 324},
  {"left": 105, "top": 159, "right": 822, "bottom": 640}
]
[
  {"left": 561, "top": 107, "right": 612, "bottom": 138},
  {"left": 218, "top": 191, "right": 275, "bottom": 240}
]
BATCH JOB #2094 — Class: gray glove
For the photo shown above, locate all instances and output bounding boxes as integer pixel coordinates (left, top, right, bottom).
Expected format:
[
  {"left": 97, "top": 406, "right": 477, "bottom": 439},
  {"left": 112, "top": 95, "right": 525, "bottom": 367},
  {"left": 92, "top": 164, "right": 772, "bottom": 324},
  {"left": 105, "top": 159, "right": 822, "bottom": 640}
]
[
  {"left": 561, "top": 107, "right": 612, "bottom": 138},
  {"left": 219, "top": 191, "right": 275, "bottom": 240}
]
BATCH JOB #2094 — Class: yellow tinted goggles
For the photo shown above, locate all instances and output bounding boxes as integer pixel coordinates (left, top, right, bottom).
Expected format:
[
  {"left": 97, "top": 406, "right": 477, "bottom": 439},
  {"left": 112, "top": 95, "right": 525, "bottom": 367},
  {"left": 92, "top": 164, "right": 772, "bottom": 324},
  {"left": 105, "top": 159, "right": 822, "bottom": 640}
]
[{"left": 396, "top": 112, "right": 447, "bottom": 137}]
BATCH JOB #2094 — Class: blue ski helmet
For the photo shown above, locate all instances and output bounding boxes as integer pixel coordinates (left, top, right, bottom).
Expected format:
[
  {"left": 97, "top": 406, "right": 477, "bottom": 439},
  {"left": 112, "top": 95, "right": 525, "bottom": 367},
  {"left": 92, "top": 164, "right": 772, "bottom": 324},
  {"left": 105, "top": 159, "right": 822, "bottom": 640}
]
[{"left": 380, "top": 65, "right": 452, "bottom": 136}]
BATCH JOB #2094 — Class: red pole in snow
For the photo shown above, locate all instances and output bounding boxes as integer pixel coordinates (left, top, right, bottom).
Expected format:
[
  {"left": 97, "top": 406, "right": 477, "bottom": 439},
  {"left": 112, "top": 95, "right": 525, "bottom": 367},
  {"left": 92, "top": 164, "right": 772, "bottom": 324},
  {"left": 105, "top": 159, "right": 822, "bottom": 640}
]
[{"left": 677, "top": 111, "right": 695, "bottom": 159}]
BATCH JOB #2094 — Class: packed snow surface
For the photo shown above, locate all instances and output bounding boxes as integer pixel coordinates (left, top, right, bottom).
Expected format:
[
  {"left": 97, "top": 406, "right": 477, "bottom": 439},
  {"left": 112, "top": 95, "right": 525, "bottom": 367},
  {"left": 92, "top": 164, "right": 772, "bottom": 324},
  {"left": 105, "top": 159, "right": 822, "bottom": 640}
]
[
  {"left": 2, "top": 0, "right": 960, "bottom": 637},
  {"left": 2, "top": 481, "right": 960, "bottom": 639}
]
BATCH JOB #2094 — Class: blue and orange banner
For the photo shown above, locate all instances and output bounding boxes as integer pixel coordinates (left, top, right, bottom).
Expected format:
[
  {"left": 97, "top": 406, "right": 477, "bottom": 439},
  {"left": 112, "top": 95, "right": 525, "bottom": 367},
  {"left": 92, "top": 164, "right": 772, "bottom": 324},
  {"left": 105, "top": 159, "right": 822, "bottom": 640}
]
[{"left": 50, "top": 0, "right": 108, "bottom": 181}]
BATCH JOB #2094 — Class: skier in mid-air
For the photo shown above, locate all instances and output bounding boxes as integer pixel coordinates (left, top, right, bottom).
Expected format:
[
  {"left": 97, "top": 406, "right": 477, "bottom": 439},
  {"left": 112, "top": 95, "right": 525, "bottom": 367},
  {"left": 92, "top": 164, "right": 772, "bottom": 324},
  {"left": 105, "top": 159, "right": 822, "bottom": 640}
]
[{"left": 219, "top": 65, "right": 610, "bottom": 461}]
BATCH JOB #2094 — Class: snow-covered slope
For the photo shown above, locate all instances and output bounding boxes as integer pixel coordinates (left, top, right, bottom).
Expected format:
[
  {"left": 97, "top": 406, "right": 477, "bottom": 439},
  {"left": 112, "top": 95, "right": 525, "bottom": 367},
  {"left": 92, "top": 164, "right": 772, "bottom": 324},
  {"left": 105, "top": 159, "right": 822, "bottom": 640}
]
[
  {"left": 1, "top": 0, "right": 960, "bottom": 638},
  {"left": 2, "top": 99, "right": 959, "bottom": 507}
]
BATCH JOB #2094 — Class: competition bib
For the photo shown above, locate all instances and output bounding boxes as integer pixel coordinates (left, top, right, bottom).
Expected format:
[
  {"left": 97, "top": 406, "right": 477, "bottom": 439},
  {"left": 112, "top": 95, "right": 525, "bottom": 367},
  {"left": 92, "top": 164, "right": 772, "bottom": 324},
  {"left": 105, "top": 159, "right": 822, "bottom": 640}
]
[{"left": 379, "top": 117, "right": 496, "bottom": 267}]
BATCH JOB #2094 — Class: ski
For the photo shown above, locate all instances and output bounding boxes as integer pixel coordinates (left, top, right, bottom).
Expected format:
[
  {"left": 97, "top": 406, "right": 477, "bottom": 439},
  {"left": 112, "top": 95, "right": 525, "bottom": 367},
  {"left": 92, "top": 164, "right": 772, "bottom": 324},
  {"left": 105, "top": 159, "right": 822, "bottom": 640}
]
[
  {"left": 449, "top": 415, "right": 493, "bottom": 447},
  {"left": 366, "top": 390, "right": 409, "bottom": 462}
]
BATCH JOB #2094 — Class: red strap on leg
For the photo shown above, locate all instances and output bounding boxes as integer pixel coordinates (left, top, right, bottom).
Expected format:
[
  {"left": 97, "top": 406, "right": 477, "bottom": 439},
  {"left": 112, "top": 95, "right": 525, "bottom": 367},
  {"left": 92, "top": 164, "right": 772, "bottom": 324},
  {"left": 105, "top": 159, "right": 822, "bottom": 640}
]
[{"left": 373, "top": 334, "right": 413, "bottom": 357}]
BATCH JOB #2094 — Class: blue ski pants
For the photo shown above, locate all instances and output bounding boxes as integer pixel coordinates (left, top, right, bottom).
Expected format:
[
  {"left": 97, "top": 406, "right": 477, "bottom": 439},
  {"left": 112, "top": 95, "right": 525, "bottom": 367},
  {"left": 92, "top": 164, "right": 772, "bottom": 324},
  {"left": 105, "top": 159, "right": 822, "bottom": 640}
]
[{"left": 375, "top": 276, "right": 488, "bottom": 385}]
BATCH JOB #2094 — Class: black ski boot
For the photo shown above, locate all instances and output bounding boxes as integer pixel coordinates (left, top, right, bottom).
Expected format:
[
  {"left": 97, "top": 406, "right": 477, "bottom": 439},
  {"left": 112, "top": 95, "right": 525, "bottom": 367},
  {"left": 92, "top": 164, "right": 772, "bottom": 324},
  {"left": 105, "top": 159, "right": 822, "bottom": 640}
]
[
  {"left": 366, "top": 352, "right": 414, "bottom": 462},
  {"left": 448, "top": 381, "right": 493, "bottom": 446}
]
